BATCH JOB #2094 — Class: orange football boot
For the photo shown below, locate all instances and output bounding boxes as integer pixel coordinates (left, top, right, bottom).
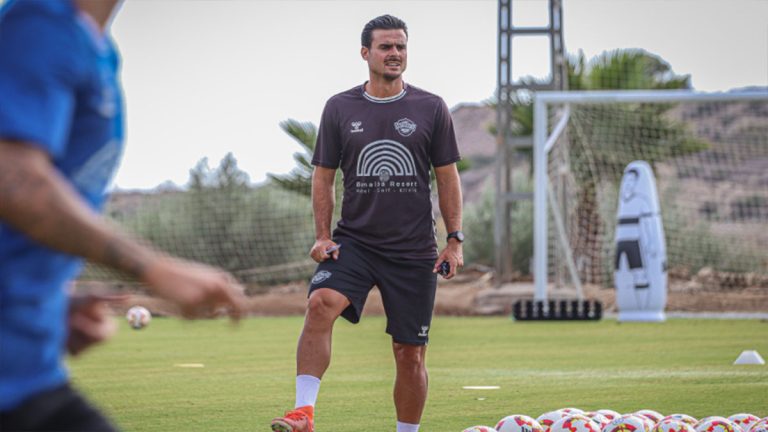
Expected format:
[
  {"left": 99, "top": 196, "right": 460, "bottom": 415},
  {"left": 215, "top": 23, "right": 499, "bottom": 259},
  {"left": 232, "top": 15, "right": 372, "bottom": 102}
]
[{"left": 271, "top": 405, "right": 314, "bottom": 432}]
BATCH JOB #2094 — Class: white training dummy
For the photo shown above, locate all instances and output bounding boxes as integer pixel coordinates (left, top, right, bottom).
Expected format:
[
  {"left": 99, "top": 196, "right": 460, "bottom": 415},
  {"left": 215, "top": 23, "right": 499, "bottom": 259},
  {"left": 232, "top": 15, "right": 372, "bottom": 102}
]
[{"left": 614, "top": 161, "right": 667, "bottom": 322}]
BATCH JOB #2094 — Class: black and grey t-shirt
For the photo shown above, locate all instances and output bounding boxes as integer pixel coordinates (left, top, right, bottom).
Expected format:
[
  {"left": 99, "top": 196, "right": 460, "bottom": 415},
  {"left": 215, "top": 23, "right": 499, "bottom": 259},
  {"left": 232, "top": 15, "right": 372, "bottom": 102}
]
[{"left": 312, "top": 83, "right": 461, "bottom": 259}]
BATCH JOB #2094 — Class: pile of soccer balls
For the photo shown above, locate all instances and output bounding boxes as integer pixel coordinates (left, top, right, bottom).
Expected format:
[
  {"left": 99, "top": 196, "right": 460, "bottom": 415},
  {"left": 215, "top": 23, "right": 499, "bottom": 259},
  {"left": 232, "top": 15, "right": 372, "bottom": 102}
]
[{"left": 463, "top": 408, "right": 768, "bottom": 432}]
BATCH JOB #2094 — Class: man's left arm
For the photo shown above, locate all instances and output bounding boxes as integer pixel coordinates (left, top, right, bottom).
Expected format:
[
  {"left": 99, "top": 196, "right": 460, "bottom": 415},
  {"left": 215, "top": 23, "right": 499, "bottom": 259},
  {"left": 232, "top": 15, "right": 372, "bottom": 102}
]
[{"left": 433, "top": 163, "right": 463, "bottom": 279}]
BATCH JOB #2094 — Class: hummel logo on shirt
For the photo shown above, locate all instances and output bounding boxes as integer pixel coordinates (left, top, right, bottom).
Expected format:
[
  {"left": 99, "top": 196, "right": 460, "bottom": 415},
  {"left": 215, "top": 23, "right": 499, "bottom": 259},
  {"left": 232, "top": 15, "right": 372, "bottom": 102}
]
[{"left": 350, "top": 121, "right": 364, "bottom": 133}]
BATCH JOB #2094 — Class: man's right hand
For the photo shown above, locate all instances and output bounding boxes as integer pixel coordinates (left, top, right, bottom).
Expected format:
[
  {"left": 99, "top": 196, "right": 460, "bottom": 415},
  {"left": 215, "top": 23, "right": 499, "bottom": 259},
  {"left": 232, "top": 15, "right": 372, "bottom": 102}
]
[
  {"left": 310, "top": 239, "right": 340, "bottom": 263},
  {"left": 140, "top": 256, "right": 249, "bottom": 321}
]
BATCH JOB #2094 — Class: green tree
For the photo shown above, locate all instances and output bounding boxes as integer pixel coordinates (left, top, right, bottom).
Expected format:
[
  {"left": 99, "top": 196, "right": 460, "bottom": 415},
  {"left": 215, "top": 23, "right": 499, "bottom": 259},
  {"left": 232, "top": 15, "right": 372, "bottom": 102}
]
[
  {"left": 145, "top": 154, "right": 313, "bottom": 282},
  {"left": 92, "top": 154, "right": 315, "bottom": 285},
  {"left": 187, "top": 153, "right": 252, "bottom": 271}
]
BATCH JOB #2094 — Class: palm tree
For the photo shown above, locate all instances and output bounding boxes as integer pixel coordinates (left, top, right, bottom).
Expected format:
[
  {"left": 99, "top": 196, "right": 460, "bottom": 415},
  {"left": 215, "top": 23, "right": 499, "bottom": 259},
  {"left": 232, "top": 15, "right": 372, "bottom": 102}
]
[
  {"left": 567, "top": 50, "right": 707, "bottom": 178},
  {"left": 267, "top": 119, "right": 317, "bottom": 197},
  {"left": 582, "top": 49, "right": 690, "bottom": 90}
]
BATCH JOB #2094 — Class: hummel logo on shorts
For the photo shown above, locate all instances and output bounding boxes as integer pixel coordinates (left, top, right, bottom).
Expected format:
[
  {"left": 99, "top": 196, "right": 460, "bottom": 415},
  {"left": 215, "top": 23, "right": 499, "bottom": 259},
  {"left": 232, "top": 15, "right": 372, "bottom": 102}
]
[{"left": 418, "top": 325, "right": 429, "bottom": 337}]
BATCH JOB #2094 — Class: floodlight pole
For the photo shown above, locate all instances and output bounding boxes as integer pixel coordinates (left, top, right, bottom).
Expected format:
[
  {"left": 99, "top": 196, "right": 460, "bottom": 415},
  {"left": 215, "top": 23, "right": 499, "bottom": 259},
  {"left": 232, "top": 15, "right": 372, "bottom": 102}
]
[{"left": 495, "top": 0, "right": 567, "bottom": 285}]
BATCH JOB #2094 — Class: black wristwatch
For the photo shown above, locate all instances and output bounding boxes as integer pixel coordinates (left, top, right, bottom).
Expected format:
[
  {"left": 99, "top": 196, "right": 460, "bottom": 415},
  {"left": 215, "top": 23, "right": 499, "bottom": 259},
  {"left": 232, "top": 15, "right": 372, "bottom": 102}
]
[{"left": 447, "top": 231, "right": 465, "bottom": 243}]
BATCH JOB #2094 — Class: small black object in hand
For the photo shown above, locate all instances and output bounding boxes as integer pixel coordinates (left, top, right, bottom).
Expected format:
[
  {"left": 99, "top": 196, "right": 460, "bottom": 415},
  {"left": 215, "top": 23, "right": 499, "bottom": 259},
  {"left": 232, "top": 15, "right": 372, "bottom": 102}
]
[{"left": 438, "top": 260, "right": 450, "bottom": 276}]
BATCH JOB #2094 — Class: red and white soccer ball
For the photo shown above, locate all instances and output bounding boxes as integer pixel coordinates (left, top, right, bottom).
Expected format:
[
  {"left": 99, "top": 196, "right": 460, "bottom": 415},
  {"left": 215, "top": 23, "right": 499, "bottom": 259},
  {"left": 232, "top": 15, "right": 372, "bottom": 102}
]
[
  {"left": 598, "top": 410, "right": 623, "bottom": 422},
  {"left": 463, "top": 426, "right": 498, "bottom": 432},
  {"left": 695, "top": 417, "right": 742, "bottom": 432},
  {"left": 638, "top": 414, "right": 658, "bottom": 432},
  {"left": 748, "top": 419, "right": 768, "bottom": 432},
  {"left": 126, "top": 305, "right": 151, "bottom": 330},
  {"left": 583, "top": 412, "right": 611, "bottom": 430},
  {"left": 496, "top": 414, "right": 544, "bottom": 432},
  {"left": 654, "top": 419, "right": 698, "bottom": 432},
  {"left": 698, "top": 418, "right": 722, "bottom": 427},
  {"left": 604, "top": 414, "right": 655, "bottom": 432},
  {"left": 560, "top": 408, "right": 586, "bottom": 415},
  {"left": 727, "top": 415, "right": 760, "bottom": 432},
  {"left": 538, "top": 410, "right": 568, "bottom": 432},
  {"left": 637, "top": 410, "right": 665, "bottom": 425},
  {"left": 662, "top": 415, "right": 699, "bottom": 427},
  {"left": 550, "top": 414, "right": 601, "bottom": 432}
]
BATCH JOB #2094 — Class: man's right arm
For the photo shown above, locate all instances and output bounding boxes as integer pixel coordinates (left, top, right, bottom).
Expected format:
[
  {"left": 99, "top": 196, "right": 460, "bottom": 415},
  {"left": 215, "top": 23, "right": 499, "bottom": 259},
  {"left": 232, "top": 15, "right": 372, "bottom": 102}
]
[
  {"left": 309, "top": 166, "right": 338, "bottom": 262},
  {"left": 0, "top": 139, "right": 247, "bottom": 319}
]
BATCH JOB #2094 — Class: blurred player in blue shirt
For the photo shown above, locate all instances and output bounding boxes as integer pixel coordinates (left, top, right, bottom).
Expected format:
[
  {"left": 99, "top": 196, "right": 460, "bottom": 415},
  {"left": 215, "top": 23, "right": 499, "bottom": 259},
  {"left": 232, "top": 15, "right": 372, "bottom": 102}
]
[{"left": 0, "top": 1, "right": 249, "bottom": 430}]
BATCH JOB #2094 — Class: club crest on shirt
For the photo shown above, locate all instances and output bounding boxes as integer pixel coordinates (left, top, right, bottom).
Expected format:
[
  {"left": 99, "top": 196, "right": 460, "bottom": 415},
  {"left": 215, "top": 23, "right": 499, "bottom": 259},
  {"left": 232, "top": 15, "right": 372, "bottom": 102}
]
[
  {"left": 394, "top": 118, "right": 417, "bottom": 137},
  {"left": 311, "top": 270, "right": 332, "bottom": 285}
]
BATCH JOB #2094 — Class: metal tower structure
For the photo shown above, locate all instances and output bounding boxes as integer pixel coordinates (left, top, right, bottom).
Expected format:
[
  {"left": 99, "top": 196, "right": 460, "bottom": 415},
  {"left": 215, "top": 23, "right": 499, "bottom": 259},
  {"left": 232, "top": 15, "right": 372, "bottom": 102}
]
[{"left": 495, "top": 0, "right": 567, "bottom": 283}]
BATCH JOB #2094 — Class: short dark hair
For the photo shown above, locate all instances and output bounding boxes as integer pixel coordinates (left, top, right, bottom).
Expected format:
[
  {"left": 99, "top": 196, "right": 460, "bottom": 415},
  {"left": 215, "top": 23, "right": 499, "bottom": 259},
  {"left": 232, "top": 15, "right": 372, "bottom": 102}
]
[{"left": 361, "top": 15, "right": 408, "bottom": 48}]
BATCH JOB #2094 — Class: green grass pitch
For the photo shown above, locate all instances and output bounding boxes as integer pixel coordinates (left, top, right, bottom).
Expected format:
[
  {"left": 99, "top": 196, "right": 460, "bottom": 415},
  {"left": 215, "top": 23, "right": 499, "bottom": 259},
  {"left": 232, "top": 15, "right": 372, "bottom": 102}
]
[{"left": 70, "top": 316, "right": 768, "bottom": 431}]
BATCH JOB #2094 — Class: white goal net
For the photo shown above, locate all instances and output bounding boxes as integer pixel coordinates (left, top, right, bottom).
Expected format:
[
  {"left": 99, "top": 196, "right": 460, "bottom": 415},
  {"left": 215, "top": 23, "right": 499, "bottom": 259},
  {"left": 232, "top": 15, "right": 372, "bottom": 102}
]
[{"left": 533, "top": 90, "right": 768, "bottom": 300}]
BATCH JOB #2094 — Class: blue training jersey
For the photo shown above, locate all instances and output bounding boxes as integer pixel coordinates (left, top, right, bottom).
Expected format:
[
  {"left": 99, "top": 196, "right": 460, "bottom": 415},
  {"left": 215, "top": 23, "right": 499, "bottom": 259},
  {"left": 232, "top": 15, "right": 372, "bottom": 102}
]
[{"left": 0, "top": 0, "right": 124, "bottom": 410}]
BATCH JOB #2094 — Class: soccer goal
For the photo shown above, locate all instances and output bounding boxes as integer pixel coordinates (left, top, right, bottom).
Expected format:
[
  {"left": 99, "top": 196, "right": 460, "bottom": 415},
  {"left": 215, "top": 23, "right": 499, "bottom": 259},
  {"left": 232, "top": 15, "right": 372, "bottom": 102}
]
[{"left": 533, "top": 89, "right": 768, "bottom": 301}]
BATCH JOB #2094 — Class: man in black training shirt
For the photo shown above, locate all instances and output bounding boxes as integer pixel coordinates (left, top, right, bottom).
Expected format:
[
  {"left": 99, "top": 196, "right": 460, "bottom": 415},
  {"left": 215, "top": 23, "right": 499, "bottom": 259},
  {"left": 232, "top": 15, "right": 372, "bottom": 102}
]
[{"left": 271, "top": 15, "right": 464, "bottom": 432}]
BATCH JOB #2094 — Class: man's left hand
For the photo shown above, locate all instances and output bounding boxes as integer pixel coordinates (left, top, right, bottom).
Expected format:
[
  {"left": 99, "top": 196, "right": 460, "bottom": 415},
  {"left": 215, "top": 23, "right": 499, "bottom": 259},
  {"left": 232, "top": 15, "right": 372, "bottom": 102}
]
[{"left": 433, "top": 242, "right": 464, "bottom": 280}]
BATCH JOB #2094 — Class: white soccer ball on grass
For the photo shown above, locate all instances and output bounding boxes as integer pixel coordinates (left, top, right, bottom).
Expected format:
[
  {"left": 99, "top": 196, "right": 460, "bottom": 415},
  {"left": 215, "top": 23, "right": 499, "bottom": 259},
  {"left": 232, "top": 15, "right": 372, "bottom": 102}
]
[
  {"left": 636, "top": 410, "right": 665, "bottom": 425},
  {"left": 560, "top": 408, "right": 585, "bottom": 415},
  {"left": 661, "top": 415, "right": 698, "bottom": 427},
  {"left": 695, "top": 417, "right": 742, "bottom": 432},
  {"left": 604, "top": 414, "right": 654, "bottom": 432},
  {"left": 597, "top": 410, "right": 622, "bottom": 422},
  {"left": 538, "top": 410, "right": 568, "bottom": 432},
  {"left": 583, "top": 411, "right": 611, "bottom": 430},
  {"left": 654, "top": 419, "right": 697, "bottom": 432},
  {"left": 463, "top": 426, "right": 498, "bottom": 432},
  {"left": 496, "top": 414, "right": 544, "bottom": 432},
  {"left": 748, "top": 419, "right": 768, "bottom": 432},
  {"left": 126, "top": 305, "right": 151, "bottom": 330},
  {"left": 727, "top": 415, "right": 760, "bottom": 432},
  {"left": 549, "top": 414, "right": 601, "bottom": 432}
]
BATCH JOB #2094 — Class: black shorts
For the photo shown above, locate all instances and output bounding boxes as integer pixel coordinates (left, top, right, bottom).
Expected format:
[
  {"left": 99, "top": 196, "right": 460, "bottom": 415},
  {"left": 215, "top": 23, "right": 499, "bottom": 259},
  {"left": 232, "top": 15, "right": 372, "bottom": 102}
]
[
  {"left": 309, "top": 240, "right": 437, "bottom": 345},
  {"left": 0, "top": 383, "right": 117, "bottom": 432}
]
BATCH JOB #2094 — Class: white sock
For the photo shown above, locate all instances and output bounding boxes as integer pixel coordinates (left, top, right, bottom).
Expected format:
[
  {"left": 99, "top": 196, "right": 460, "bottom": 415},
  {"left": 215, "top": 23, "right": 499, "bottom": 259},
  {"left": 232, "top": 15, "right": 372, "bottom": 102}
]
[
  {"left": 396, "top": 421, "right": 420, "bottom": 432},
  {"left": 295, "top": 374, "right": 321, "bottom": 408}
]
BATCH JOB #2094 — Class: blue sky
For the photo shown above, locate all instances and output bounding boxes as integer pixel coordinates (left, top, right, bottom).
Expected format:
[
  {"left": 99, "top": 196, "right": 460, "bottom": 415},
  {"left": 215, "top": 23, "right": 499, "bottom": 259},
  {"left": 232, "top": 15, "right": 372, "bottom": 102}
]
[{"left": 109, "top": 0, "right": 768, "bottom": 190}]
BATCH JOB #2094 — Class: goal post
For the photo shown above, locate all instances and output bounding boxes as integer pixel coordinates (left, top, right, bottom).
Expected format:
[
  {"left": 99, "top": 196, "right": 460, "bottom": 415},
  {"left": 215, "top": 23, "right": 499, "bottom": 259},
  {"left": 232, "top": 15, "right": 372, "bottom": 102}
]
[{"left": 533, "top": 89, "right": 768, "bottom": 302}]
